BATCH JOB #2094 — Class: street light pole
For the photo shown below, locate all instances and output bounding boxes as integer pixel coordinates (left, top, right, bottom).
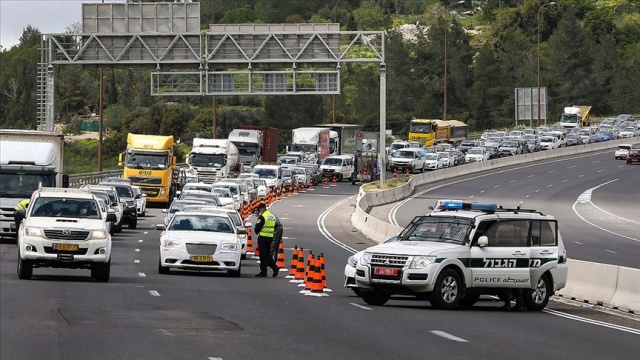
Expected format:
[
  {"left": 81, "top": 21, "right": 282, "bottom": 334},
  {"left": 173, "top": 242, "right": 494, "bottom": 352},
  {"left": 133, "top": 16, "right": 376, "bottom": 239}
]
[
  {"left": 537, "top": 2, "right": 556, "bottom": 128},
  {"left": 444, "top": 1, "right": 465, "bottom": 122}
]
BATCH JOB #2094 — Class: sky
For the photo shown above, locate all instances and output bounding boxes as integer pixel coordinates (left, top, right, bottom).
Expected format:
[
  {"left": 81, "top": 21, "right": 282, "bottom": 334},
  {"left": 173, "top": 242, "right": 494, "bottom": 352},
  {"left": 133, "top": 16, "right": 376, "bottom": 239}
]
[{"left": 0, "top": 0, "right": 126, "bottom": 50}]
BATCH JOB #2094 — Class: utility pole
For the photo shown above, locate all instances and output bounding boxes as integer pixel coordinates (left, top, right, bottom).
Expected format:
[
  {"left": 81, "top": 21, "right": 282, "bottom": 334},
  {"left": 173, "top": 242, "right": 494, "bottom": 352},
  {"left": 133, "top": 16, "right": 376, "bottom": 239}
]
[{"left": 98, "top": 68, "right": 104, "bottom": 171}]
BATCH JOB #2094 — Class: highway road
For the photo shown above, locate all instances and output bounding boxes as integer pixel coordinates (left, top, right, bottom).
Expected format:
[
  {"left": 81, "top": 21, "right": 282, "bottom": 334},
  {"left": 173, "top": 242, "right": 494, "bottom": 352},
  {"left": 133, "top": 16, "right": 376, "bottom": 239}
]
[{"left": 1, "top": 154, "right": 639, "bottom": 360}]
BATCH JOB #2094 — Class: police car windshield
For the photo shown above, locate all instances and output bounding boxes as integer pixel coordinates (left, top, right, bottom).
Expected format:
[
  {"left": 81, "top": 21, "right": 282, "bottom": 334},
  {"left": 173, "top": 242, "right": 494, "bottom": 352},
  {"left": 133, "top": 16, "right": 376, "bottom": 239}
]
[{"left": 398, "top": 216, "right": 473, "bottom": 244}]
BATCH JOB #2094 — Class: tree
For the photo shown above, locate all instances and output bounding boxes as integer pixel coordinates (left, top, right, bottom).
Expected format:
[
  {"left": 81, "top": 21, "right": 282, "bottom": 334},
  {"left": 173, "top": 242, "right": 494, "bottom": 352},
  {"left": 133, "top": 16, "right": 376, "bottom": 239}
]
[{"left": 353, "top": 1, "right": 387, "bottom": 30}]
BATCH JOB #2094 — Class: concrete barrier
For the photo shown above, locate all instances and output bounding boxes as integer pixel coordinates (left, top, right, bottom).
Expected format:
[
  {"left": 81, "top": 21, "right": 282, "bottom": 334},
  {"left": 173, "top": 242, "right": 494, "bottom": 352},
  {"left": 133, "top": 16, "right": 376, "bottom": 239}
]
[
  {"left": 557, "top": 259, "right": 619, "bottom": 307},
  {"left": 609, "top": 266, "right": 640, "bottom": 313}
]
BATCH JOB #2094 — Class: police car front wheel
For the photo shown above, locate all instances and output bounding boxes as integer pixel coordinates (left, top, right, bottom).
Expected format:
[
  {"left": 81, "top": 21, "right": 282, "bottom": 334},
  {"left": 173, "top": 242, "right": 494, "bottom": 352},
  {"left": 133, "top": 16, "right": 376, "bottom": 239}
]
[
  {"left": 430, "top": 268, "right": 462, "bottom": 310},
  {"left": 360, "top": 291, "right": 390, "bottom": 306}
]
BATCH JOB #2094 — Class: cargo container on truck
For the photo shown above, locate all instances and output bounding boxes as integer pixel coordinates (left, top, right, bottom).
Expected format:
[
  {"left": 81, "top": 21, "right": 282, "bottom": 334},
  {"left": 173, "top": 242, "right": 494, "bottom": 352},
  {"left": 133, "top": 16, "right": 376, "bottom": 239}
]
[
  {"left": 186, "top": 138, "right": 240, "bottom": 183},
  {"left": 0, "top": 130, "right": 67, "bottom": 237},
  {"left": 408, "top": 119, "right": 467, "bottom": 146},
  {"left": 315, "top": 123, "right": 362, "bottom": 155},
  {"left": 228, "top": 129, "right": 262, "bottom": 168},
  {"left": 237, "top": 125, "right": 279, "bottom": 163},
  {"left": 120, "top": 134, "right": 178, "bottom": 206}
]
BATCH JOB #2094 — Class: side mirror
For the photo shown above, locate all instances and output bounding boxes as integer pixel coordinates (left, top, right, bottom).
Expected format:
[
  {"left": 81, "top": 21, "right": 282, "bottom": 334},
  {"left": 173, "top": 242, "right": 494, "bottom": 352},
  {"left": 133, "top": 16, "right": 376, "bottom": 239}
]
[
  {"left": 155, "top": 224, "right": 166, "bottom": 231},
  {"left": 106, "top": 213, "right": 117, "bottom": 222},
  {"left": 477, "top": 236, "right": 489, "bottom": 248},
  {"left": 161, "top": 209, "right": 167, "bottom": 213},
  {"left": 118, "top": 153, "right": 123, "bottom": 167},
  {"left": 134, "top": 194, "right": 141, "bottom": 199}
]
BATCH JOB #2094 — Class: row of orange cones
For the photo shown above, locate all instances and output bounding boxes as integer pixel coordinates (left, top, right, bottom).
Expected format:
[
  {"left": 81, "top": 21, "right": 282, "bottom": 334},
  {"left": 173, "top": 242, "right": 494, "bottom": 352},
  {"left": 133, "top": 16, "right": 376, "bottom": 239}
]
[
  {"left": 286, "top": 245, "right": 331, "bottom": 296},
  {"left": 239, "top": 181, "right": 316, "bottom": 220}
]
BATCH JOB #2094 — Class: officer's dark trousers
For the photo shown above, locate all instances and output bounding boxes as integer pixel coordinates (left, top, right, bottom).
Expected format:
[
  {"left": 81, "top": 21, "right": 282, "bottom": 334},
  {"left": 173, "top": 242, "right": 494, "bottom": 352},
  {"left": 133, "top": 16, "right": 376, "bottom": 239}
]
[
  {"left": 258, "top": 236, "right": 278, "bottom": 274},
  {"left": 14, "top": 213, "right": 24, "bottom": 233}
]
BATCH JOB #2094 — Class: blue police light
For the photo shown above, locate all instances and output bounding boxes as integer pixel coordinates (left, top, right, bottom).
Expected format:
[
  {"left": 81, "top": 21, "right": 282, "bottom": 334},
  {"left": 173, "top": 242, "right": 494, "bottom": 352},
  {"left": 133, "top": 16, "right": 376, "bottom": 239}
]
[{"left": 442, "top": 202, "right": 498, "bottom": 211}]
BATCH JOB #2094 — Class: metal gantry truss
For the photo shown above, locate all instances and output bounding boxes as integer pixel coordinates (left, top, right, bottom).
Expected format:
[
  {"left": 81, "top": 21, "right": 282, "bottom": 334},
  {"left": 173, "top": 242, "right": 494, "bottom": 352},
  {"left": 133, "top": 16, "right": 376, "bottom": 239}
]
[{"left": 38, "top": 26, "right": 384, "bottom": 128}]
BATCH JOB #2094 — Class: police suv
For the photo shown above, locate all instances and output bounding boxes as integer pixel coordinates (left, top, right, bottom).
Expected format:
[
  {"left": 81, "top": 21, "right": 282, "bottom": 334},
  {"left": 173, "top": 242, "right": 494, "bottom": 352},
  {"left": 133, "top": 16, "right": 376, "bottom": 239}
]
[
  {"left": 355, "top": 202, "right": 568, "bottom": 310},
  {"left": 17, "top": 187, "right": 115, "bottom": 281}
]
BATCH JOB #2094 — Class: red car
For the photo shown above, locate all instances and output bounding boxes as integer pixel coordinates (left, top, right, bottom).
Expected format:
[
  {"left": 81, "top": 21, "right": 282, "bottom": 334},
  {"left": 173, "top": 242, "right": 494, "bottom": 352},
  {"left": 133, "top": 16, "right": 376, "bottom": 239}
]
[{"left": 627, "top": 149, "right": 640, "bottom": 164}]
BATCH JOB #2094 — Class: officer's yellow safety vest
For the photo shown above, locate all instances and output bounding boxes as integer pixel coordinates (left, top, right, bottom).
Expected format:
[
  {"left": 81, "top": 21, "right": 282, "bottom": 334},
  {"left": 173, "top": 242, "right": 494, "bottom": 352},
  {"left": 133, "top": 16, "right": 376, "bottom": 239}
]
[
  {"left": 259, "top": 210, "right": 277, "bottom": 238},
  {"left": 14, "top": 199, "right": 29, "bottom": 212}
]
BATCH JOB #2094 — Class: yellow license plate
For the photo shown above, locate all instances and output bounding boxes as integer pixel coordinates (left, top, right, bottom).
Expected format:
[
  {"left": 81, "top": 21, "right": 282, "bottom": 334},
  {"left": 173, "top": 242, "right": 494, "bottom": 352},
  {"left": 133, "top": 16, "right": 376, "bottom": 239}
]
[
  {"left": 191, "top": 255, "right": 213, "bottom": 262},
  {"left": 53, "top": 243, "right": 79, "bottom": 251}
]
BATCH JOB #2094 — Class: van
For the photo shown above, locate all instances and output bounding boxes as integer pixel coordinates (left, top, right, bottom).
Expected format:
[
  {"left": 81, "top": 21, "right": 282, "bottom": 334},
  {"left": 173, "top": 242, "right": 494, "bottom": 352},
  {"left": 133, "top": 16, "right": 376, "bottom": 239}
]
[
  {"left": 252, "top": 165, "right": 282, "bottom": 190},
  {"left": 389, "top": 147, "right": 426, "bottom": 173},
  {"left": 320, "top": 155, "right": 355, "bottom": 181}
]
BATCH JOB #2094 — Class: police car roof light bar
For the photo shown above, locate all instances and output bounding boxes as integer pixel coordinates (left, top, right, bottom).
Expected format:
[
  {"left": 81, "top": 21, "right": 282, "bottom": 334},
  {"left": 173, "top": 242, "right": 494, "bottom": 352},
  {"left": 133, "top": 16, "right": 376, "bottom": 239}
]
[{"left": 442, "top": 202, "right": 498, "bottom": 212}]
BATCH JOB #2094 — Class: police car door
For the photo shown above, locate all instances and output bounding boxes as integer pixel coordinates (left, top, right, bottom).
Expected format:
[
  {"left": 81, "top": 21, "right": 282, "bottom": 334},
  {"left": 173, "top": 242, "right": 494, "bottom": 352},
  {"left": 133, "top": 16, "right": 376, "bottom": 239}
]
[
  {"left": 529, "top": 220, "right": 559, "bottom": 283},
  {"left": 469, "top": 220, "right": 531, "bottom": 288}
]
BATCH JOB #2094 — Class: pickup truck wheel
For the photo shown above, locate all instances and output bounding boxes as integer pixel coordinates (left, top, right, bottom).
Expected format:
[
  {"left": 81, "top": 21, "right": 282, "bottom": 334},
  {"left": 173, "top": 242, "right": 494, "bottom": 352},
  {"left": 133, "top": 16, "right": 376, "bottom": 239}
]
[
  {"left": 351, "top": 288, "right": 361, "bottom": 296},
  {"left": 17, "top": 253, "right": 33, "bottom": 280},
  {"left": 360, "top": 291, "right": 390, "bottom": 306},
  {"left": 430, "top": 268, "right": 462, "bottom": 310},
  {"left": 91, "top": 260, "right": 111, "bottom": 282},
  {"left": 526, "top": 273, "right": 552, "bottom": 311},
  {"left": 227, "top": 262, "right": 241, "bottom": 277}
]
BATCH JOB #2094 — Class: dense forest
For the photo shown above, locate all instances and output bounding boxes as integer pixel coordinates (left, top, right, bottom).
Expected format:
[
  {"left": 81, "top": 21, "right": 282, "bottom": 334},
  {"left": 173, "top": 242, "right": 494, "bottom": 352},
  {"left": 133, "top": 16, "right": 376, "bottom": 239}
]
[{"left": 1, "top": 0, "right": 639, "bottom": 171}]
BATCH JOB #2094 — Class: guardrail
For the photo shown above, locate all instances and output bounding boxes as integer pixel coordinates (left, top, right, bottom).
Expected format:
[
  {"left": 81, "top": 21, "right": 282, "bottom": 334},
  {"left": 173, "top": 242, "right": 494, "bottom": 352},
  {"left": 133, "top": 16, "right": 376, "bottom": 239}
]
[{"left": 350, "top": 137, "right": 640, "bottom": 313}]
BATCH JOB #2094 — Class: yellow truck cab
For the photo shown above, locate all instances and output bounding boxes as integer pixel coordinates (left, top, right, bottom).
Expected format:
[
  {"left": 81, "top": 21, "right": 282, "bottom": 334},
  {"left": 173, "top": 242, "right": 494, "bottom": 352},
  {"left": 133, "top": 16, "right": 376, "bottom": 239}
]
[{"left": 119, "top": 134, "right": 176, "bottom": 206}]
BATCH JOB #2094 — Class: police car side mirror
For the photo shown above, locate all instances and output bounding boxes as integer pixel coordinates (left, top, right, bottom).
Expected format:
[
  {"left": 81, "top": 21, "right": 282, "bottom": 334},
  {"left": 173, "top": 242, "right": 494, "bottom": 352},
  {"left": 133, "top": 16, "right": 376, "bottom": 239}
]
[{"left": 478, "top": 236, "right": 489, "bottom": 247}]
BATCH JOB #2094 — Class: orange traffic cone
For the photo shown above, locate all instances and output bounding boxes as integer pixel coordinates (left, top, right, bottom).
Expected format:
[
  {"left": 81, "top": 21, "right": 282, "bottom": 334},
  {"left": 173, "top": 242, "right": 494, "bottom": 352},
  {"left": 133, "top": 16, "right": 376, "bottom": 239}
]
[
  {"left": 308, "top": 181, "right": 314, "bottom": 190},
  {"left": 306, "top": 257, "right": 328, "bottom": 297},
  {"left": 323, "top": 179, "right": 329, "bottom": 188},
  {"left": 320, "top": 253, "right": 331, "bottom": 292},
  {"left": 300, "top": 253, "right": 315, "bottom": 293},
  {"left": 293, "top": 184, "right": 298, "bottom": 195},
  {"left": 406, "top": 168, "right": 410, "bottom": 177},
  {"left": 291, "top": 248, "right": 305, "bottom": 283},
  {"left": 300, "top": 183, "right": 305, "bottom": 193},
  {"left": 331, "top": 176, "right": 338, "bottom": 186},
  {"left": 246, "top": 229, "right": 254, "bottom": 254},
  {"left": 286, "top": 246, "right": 298, "bottom": 279},
  {"left": 393, "top": 168, "right": 397, "bottom": 178},
  {"left": 276, "top": 240, "right": 287, "bottom": 271},
  {"left": 298, "top": 251, "right": 314, "bottom": 288}
]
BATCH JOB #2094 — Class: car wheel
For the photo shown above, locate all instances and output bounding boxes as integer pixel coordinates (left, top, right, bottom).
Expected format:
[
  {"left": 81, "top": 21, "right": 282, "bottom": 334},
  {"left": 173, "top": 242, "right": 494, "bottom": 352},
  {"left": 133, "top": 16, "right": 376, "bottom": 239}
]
[
  {"left": 17, "top": 252, "right": 33, "bottom": 280},
  {"left": 360, "top": 290, "right": 390, "bottom": 306},
  {"left": 141, "top": 210, "right": 146, "bottom": 217},
  {"left": 227, "top": 262, "right": 241, "bottom": 277},
  {"left": 128, "top": 217, "right": 137, "bottom": 229},
  {"left": 91, "top": 260, "right": 111, "bottom": 282},
  {"left": 158, "top": 257, "right": 170, "bottom": 274},
  {"left": 526, "top": 273, "right": 552, "bottom": 311},
  {"left": 115, "top": 222, "right": 123, "bottom": 233},
  {"left": 458, "top": 293, "right": 480, "bottom": 309},
  {"left": 351, "top": 288, "right": 361, "bottom": 297},
  {"left": 430, "top": 268, "right": 462, "bottom": 310},
  {"left": 109, "top": 223, "right": 115, "bottom": 236}
]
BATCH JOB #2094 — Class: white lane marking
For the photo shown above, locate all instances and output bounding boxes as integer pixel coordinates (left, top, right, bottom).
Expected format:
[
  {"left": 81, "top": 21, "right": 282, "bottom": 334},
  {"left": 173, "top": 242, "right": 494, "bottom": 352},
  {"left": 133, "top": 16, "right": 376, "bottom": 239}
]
[
  {"left": 209, "top": 357, "right": 224, "bottom": 360},
  {"left": 291, "top": 205, "right": 308, "bottom": 208},
  {"left": 138, "top": 239, "right": 143, "bottom": 243},
  {"left": 430, "top": 330, "right": 468, "bottom": 343},
  {"left": 283, "top": 227, "right": 294, "bottom": 230},
  {"left": 572, "top": 179, "right": 639, "bottom": 242},
  {"left": 494, "top": 185, "right": 500, "bottom": 188},
  {"left": 134, "top": 260, "right": 140, "bottom": 264},
  {"left": 597, "top": 169, "right": 604, "bottom": 173},
  {"left": 282, "top": 237, "right": 297, "bottom": 240},
  {"left": 509, "top": 180, "right": 517, "bottom": 183},
  {"left": 543, "top": 309, "right": 640, "bottom": 335},
  {"left": 350, "top": 303, "right": 373, "bottom": 311},
  {"left": 605, "top": 250, "right": 618, "bottom": 254},
  {"left": 317, "top": 196, "right": 358, "bottom": 254},
  {"left": 548, "top": 170, "right": 555, "bottom": 173},
  {"left": 138, "top": 272, "right": 146, "bottom": 277},
  {"left": 568, "top": 165, "right": 577, "bottom": 168},
  {"left": 563, "top": 180, "right": 568, "bottom": 183},
  {"left": 525, "top": 195, "right": 530, "bottom": 198},
  {"left": 135, "top": 248, "right": 140, "bottom": 252},
  {"left": 579, "top": 174, "right": 585, "bottom": 177},
  {"left": 480, "top": 189, "right": 485, "bottom": 193},
  {"left": 144, "top": 231, "right": 148, "bottom": 235},
  {"left": 469, "top": 195, "right": 474, "bottom": 199},
  {"left": 548, "top": 184, "right": 553, "bottom": 187},
  {"left": 528, "top": 174, "right": 536, "bottom": 177},
  {"left": 149, "top": 290, "right": 160, "bottom": 296},
  {"left": 280, "top": 217, "right": 291, "bottom": 220},
  {"left": 535, "top": 190, "right": 540, "bottom": 193},
  {"left": 574, "top": 241, "right": 583, "bottom": 245}
]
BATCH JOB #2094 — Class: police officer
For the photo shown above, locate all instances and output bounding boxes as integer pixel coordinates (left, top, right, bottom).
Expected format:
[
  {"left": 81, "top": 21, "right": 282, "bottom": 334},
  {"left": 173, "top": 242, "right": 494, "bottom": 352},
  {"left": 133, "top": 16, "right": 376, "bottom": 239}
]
[
  {"left": 253, "top": 202, "right": 280, "bottom": 277},
  {"left": 14, "top": 199, "right": 30, "bottom": 232}
]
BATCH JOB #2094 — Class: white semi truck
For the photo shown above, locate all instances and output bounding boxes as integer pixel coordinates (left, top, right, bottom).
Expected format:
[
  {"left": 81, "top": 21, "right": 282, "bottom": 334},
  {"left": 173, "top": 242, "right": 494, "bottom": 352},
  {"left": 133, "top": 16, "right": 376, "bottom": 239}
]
[
  {"left": 228, "top": 129, "right": 262, "bottom": 169},
  {"left": 186, "top": 138, "right": 240, "bottom": 183},
  {"left": 0, "top": 130, "right": 67, "bottom": 237},
  {"left": 289, "top": 127, "right": 331, "bottom": 165}
]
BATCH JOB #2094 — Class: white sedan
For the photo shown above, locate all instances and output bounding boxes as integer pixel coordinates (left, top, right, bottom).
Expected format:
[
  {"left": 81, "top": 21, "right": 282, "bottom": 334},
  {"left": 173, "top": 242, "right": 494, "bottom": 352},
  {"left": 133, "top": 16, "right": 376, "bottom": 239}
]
[
  {"left": 131, "top": 185, "right": 147, "bottom": 217},
  {"left": 157, "top": 211, "right": 242, "bottom": 277},
  {"left": 437, "top": 151, "right": 455, "bottom": 168}
]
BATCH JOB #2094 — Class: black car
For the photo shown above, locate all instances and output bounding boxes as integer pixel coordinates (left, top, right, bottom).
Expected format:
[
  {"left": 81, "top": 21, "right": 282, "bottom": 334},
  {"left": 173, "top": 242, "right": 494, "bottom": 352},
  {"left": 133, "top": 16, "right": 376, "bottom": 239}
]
[
  {"left": 447, "top": 149, "right": 466, "bottom": 166},
  {"left": 99, "top": 182, "right": 138, "bottom": 229}
]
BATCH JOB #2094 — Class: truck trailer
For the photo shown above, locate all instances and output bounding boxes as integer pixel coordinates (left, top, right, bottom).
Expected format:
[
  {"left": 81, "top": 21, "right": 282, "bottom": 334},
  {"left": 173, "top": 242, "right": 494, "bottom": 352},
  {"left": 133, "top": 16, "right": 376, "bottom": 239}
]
[
  {"left": 237, "top": 125, "right": 279, "bottom": 163},
  {"left": 228, "top": 129, "right": 262, "bottom": 168},
  {"left": 0, "top": 129, "right": 67, "bottom": 237}
]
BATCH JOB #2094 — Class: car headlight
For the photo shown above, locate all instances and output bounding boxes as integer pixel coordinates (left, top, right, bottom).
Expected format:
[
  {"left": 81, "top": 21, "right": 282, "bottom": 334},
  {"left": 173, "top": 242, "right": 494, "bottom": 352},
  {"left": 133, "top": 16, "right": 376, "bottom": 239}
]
[
  {"left": 25, "top": 227, "right": 42, "bottom": 237},
  {"left": 221, "top": 242, "right": 238, "bottom": 250},
  {"left": 360, "top": 252, "right": 372, "bottom": 266},
  {"left": 162, "top": 239, "right": 181, "bottom": 247},
  {"left": 237, "top": 234, "right": 247, "bottom": 240},
  {"left": 92, "top": 230, "right": 108, "bottom": 240},
  {"left": 410, "top": 255, "right": 436, "bottom": 269},
  {"left": 347, "top": 254, "right": 358, "bottom": 267}
]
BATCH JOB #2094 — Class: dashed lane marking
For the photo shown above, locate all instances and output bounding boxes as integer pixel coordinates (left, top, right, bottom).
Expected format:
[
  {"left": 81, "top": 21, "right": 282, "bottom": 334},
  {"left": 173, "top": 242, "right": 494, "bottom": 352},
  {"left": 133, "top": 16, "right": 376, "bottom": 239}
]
[
  {"left": 480, "top": 190, "right": 486, "bottom": 193},
  {"left": 591, "top": 161, "right": 600, "bottom": 164},
  {"left": 494, "top": 185, "right": 500, "bottom": 188},
  {"left": 528, "top": 174, "right": 536, "bottom": 177},
  {"left": 134, "top": 260, "right": 140, "bottom": 264},
  {"left": 574, "top": 241, "right": 583, "bottom": 245},
  {"left": 509, "top": 180, "right": 517, "bottom": 183},
  {"left": 563, "top": 180, "right": 568, "bottom": 183},
  {"left": 548, "top": 184, "right": 553, "bottom": 187},
  {"left": 605, "top": 250, "right": 618, "bottom": 254},
  {"left": 597, "top": 170, "right": 604, "bottom": 173},
  {"left": 568, "top": 165, "right": 577, "bottom": 168},
  {"left": 149, "top": 290, "right": 160, "bottom": 296},
  {"left": 138, "top": 272, "right": 146, "bottom": 277},
  {"left": 548, "top": 170, "right": 555, "bottom": 173},
  {"left": 579, "top": 175, "right": 585, "bottom": 177},
  {"left": 138, "top": 239, "right": 143, "bottom": 243},
  {"left": 430, "top": 330, "right": 468, "bottom": 343},
  {"left": 135, "top": 249, "right": 140, "bottom": 252},
  {"left": 350, "top": 303, "right": 373, "bottom": 311}
]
